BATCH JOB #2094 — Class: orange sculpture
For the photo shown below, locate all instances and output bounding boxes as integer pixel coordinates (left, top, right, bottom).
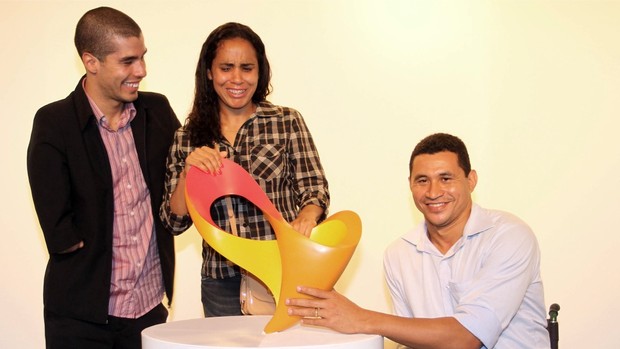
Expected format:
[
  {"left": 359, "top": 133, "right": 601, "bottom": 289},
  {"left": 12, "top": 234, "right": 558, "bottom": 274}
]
[{"left": 185, "top": 159, "right": 361, "bottom": 333}]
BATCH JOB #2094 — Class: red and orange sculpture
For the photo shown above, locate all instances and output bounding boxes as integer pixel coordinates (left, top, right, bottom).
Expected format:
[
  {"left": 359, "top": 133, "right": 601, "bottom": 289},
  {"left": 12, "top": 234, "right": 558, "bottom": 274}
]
[{"left": 185, "top": 159, "right": 361, "bottom": 333}]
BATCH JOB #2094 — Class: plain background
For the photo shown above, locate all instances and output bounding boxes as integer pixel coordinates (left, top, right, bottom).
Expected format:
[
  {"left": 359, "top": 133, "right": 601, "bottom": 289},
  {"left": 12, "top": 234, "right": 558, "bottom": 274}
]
[{"left": 2, "top": 0, "right": 619, "bottom": 348}]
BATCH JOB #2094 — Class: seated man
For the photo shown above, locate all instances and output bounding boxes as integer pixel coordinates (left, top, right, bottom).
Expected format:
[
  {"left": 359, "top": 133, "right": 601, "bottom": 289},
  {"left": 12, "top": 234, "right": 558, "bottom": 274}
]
[{"left": 287, "top": 133, "right": 550, "bottom": 349}]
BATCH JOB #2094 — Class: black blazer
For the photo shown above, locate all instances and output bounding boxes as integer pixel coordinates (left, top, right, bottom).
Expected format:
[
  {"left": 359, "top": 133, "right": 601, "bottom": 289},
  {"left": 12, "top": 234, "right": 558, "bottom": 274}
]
[{"left": 27, "top": 78, "right": 181, "bottom": 324}]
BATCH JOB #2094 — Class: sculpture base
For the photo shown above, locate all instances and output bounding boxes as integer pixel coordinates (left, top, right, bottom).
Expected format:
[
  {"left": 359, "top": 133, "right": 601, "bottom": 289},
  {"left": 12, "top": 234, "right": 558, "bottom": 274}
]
[{"left": 142, "top": 315, "right": 383, "bottom": 349}]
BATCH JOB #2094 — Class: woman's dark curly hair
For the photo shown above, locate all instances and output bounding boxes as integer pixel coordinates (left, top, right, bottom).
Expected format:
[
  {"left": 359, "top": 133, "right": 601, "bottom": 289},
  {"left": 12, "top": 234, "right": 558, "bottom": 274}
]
[{"left": 186, "top": 22, "right": 272, "bottom": 147}]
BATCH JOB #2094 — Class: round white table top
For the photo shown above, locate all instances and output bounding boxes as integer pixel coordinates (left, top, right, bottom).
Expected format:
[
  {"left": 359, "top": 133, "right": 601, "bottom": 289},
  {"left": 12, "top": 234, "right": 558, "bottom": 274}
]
[{"left": 142, "top": 315, "right": 383, "bottom": 349}]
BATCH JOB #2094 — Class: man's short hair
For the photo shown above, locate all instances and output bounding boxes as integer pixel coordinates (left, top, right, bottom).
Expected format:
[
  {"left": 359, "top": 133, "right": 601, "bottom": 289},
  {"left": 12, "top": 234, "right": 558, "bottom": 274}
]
[
  {"left": 409, "top": 133, "right": 471, "bottom": 176},
  {"left": 74, "top": 7, "right": 142, "bottom": 60}
]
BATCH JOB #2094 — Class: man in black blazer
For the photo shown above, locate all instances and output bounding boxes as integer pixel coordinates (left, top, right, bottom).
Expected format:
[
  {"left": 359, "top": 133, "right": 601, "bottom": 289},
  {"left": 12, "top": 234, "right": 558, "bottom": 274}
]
[{"left": 27, "top": 7, "right": 180, "bottom": 348}]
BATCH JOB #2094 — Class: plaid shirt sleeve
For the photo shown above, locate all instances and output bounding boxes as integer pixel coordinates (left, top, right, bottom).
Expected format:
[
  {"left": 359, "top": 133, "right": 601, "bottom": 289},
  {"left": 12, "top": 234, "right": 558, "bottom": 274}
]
[
  {"left": 285, "top": 107, "right": 330, "bottom": 221},
  {"left": 159, "top": 127, "right": 193, "bottom": 234}
]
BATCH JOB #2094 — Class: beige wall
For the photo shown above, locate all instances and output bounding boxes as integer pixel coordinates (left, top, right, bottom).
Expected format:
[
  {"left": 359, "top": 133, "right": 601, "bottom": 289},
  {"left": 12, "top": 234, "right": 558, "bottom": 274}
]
[{"left": 2, "top": 0, "right": 619, "bottom": 347}]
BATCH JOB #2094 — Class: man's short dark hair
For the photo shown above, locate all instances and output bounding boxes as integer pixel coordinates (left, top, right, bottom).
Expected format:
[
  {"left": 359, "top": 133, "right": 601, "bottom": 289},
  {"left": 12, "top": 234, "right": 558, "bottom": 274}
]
[
  {"left": 409, "top": 133, "right": 471, "bottom": 176},
  {"left": 74, "top": 7, "right": 142, "bottom": 60}
]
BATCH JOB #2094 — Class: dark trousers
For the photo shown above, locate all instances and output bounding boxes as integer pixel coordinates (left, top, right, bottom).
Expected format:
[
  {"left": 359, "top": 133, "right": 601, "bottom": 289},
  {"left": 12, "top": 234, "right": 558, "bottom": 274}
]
[
  {"left": 201, "top": 274, "right": 243, "bottom": 317},
  {"left": 44, "top": 303, "right": 168, "bottom": 349}
]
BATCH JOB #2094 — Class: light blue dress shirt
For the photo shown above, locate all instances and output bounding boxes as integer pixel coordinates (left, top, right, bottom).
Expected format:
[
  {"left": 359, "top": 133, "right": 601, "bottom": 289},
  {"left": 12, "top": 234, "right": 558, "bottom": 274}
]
[{"left": 384, "top": 204, "right": 549, "bottom": 348}]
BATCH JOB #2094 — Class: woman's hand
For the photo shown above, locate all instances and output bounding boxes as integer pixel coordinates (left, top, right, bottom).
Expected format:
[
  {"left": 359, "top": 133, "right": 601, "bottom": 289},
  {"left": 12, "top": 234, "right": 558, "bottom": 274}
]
[
  {"left": 290, "top": 204, "right": 323, "bottom": 237},
  {"left": 184, "top": 146, "right": 227, "bottom": 175},
  {"left": 170, "top": 146, "right": 227, "bottom": 215}
]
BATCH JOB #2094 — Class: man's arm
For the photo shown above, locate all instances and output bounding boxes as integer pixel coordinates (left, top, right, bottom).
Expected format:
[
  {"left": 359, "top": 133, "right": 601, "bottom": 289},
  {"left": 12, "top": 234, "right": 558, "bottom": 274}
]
[
  {"left": 27, "top": 108, "right": 83, "bottom": 254},
  {"left": 287, "top": 286, "right": 482, "bottom": 349}
]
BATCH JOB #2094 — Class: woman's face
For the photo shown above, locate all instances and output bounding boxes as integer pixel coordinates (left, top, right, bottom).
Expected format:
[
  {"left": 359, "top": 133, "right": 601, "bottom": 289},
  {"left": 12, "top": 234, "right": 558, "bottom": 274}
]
[{"left": 207, "top": 37, "right": 259, "bottom": 117}]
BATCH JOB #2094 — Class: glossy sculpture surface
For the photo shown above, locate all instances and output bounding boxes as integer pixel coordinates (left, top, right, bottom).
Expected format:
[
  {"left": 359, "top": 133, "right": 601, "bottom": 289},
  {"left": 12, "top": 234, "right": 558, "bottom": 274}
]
[{"left": 185, "top": 159, "right": 361, "bottom": 333}]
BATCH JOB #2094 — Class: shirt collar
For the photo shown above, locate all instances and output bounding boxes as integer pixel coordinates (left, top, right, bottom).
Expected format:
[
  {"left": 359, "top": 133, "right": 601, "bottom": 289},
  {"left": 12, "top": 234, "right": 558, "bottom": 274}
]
[
  {"left": 82, "top": 78, "right": 137, "bottom": 131},
  {"left": 402, "top": 203, "right": 494, "bottom": 255},
  {"left": 254, "top": 101, "right": 283, "bottom": 119}
]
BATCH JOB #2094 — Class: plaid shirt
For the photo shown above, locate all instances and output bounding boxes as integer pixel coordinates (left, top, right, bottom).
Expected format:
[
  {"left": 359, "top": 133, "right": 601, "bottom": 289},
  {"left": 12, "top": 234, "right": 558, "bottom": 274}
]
[{"left": 160, "top": 101, "right": 329, "bottom": 279}]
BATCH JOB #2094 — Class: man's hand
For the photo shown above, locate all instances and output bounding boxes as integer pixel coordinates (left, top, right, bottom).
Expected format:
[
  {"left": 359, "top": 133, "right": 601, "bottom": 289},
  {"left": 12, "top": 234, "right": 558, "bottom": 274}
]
[
  {"left": 286, "top": 286, "right": 369, "bottom": 334},
  {"left": 60, "top": 241, "right": 84, "bottom": 254}
]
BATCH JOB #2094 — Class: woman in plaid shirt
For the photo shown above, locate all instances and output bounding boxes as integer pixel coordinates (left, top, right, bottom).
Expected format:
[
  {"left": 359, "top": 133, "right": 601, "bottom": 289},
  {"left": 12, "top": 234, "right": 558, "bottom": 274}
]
[{"left": 159, "top": 22, "right": 330, "bottom": 317}]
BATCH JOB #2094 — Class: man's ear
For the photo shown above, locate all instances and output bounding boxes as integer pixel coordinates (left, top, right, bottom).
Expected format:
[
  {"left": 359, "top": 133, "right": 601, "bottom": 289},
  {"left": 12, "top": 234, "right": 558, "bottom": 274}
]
[
  {"left": 467, "top": 169, "right": 478, "bottom": 192},
  {"left": 82, "top": 52, "right": 99, "bottom": 74}
]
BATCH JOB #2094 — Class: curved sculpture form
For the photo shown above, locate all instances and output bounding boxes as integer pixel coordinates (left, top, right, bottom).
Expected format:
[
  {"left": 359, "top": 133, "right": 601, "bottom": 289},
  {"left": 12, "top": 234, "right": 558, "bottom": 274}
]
[{"left": 185, "top": 159, "right": 361, "bottom": 333}]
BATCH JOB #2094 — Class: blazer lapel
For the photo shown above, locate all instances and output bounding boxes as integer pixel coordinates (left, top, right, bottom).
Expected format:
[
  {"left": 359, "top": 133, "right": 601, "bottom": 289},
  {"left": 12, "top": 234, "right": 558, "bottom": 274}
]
[{"left": 74, "top": 80, "right": 113, "bottom": 188}]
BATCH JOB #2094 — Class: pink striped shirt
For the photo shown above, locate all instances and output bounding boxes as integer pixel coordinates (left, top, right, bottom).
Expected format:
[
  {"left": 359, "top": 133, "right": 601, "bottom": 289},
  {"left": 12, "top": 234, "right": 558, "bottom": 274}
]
[{"left": 85, "top": 88, "right": 164, "bottom": 319}]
